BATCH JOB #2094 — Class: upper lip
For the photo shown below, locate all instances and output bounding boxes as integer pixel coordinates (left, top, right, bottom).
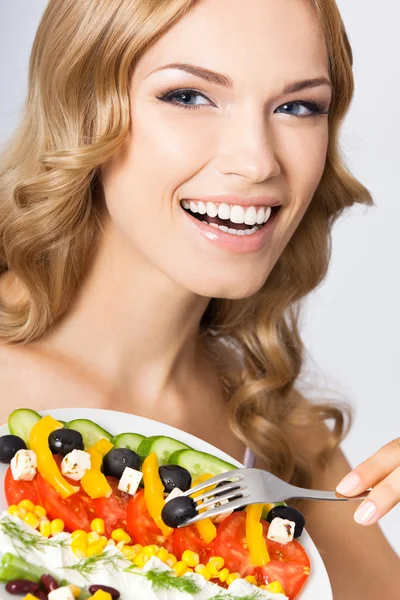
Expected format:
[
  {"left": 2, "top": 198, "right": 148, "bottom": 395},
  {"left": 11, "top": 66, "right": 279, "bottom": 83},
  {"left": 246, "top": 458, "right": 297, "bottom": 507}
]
[{"left": 181, "top": 195, "right": 282, "bottom": 207}]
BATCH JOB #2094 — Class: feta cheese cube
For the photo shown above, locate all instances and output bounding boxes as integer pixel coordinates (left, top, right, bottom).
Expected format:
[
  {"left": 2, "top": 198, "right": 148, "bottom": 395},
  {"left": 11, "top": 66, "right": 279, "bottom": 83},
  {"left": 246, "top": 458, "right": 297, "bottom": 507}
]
[
  {"left": 267, "top": 517, "right": 295, "bottom": 545},
  {"left": 10, "top": 449, "right": 37, "bottom": 481},
  {"left": 61, "top": 449, "right": 91, "bottom": 481},
  {"left": 118, "top": 466, "right": 143, "bottom": 495},
  {"left": 165, "top": 487, "right": 184, "bottom": 502},
  {"left": 48, "top": 586, "right": 75, "bottom": 600},
  {"left": 211, "top": 496, "right": 234, "bottom": 524}
]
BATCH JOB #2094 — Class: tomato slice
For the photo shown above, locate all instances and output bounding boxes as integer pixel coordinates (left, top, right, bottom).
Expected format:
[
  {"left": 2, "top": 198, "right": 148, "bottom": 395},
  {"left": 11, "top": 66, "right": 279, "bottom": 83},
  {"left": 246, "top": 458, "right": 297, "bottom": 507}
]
[
  {"left": 172, "top": 525, "right": 215, "bottom": 564},
  {"left": 93, "top": 476, "right": 130, "bottom": 537},
  {"left": 36, "top": 455, "right": 96, "bottom": 532},
  {"left": 214, "top": 512, "right": 310, "bottom": 600},
  {"left": 4, "top": 467, "right": 43, "bottom": 506},
  {"left": 127, "top": 489, "right": 174, "bottom": 552}
]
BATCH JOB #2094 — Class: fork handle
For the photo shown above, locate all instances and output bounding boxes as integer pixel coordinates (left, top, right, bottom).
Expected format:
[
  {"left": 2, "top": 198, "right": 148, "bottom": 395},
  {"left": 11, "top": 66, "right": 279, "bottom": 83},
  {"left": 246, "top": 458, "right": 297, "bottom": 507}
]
[{"left": 287, "top": 487, "right": 370, "bottom": 501}]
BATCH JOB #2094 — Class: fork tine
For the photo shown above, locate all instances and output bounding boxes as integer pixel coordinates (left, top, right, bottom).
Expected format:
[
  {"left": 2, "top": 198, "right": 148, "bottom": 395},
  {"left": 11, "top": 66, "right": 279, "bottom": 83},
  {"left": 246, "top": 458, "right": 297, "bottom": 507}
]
[
  {"left": 179, "top": 496, "right": 250, "bottom": 527},
  {"left": 182, "top": 469, "right": 245, "bottom": 497},
  {"left": 199, "top": 485, "right": 247, "bottom": 510},
  {"left": 193, "top": 482, "right": 243, "bottom": 504}
]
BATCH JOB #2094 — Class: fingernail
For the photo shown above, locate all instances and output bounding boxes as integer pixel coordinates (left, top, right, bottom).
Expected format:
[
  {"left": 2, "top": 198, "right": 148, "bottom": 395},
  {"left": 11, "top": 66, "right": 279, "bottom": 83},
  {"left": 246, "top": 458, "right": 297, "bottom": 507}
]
[
  {"left": 336, "top": 472, "right": 362, "bottom": 495},
  {"left": 354, "top": 500, "right": 377, "bottom": 524}
]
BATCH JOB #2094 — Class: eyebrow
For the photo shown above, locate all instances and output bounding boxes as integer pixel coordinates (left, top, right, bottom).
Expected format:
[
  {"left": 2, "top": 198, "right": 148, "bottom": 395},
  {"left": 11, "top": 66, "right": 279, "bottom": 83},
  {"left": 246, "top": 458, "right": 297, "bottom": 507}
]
[{"left": 147, "top": 62, "right": 333, "bottom": 94}]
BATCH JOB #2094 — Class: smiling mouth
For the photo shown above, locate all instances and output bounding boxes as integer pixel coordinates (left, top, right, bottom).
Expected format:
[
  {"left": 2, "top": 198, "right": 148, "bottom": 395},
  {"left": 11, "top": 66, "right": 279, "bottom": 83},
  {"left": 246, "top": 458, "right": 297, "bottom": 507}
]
[{"left": 180, "top": 199, "right": 281, "bottom": 235}]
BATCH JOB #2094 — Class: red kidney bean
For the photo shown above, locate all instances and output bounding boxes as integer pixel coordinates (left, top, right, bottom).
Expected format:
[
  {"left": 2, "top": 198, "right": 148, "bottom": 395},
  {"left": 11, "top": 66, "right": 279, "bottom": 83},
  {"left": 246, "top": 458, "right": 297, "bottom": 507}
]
[
  {"left": 89, "top": 584, "right": 121, "bottom": 599},
  {"left": 5, "top": 580, "right": 40, "bottom": 595},
  {"left": 40, "top": 574, "right": 59, "bottom": 592},
  {"left": 35, "top": 591, "right": 48, "bottom": 600}
]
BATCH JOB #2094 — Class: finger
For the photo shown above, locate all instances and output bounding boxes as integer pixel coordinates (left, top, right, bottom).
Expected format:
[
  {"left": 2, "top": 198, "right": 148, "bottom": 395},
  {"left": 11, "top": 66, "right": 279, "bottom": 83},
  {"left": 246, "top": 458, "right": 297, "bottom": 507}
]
[
  {"left": 353, "top": 464, "right": 400, "bottom": 525},
  {"left": 336, "top": 438, "right": 400, "bottom": 496}
]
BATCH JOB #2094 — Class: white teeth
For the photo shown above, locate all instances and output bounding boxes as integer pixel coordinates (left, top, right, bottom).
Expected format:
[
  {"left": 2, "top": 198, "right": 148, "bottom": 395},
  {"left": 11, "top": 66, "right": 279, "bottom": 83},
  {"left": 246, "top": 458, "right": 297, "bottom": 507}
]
[
  {"left": 206, "top": 202, "right": 218, "bottom": 218},
  {"left": 256, "top": 206, "right": 265, "bottom": 224},
  {"left": 189, "top": 201, "right": 198, "bottom": 213},
  {"left": 198, "top": 201, "right": 207, "bottom": 214},
  {"left": 228, "top": 228, "right": 238, "bottom": 235},
  {"left": 209, "top": 222, "right": 219, "bottom": 229},
  {"left": 182, "top": 200, "right": 190, "bottom": 209},
  {"left": 237, "top": 230, "right": 245, "bottom": 235},
  {"left": 230, "top": 205, "right": 245, "bottom": 224},
  {"left": 244, "top": 206, "right": 257, "bottom": 226},
  {"left": 264, "top": 206, "right": 272, "bottom": 222},
  {"left": 217, "top": 203, "right": 231, "bottom": 220},
  {"left": 218, "top": 225, "right": 229, "bottom": 232}
]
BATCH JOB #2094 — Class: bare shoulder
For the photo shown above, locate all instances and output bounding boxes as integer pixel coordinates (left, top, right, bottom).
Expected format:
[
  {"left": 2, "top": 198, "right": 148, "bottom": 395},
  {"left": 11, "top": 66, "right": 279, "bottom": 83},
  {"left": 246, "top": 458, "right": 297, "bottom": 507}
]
[{"left": 282, "top": 388, "right": 399, "bottom": 599}]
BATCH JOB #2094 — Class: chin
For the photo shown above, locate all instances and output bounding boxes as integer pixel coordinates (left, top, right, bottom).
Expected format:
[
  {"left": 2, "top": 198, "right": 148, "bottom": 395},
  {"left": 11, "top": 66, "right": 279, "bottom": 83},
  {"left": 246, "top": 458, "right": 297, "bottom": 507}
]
[{"left": 186, "top": 270, "right": 270, "bottom": 301}]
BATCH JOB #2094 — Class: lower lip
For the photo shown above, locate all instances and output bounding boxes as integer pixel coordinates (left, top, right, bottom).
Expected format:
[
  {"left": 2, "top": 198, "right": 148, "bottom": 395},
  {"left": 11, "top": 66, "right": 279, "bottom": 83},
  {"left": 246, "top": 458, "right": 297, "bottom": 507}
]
[{"left": 181, "top": 207, "right": 279, "bottom": 254}]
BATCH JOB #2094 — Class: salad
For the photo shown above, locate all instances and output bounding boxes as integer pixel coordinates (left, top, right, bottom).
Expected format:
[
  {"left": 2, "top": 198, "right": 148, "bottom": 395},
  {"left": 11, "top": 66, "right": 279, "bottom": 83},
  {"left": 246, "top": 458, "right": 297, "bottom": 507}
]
[{"left": 0, "top": 408, "right": 311, "bottom": 600}]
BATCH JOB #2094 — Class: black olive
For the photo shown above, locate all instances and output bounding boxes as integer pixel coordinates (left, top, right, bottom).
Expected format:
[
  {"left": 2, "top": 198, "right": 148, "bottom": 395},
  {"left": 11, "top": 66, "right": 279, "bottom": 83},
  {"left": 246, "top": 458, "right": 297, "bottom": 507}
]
[
  {"left": 161, "top": 495, "right": 198, "bottom": 528},
  {"left": 102, "top": 448, "right": 141, "bottom": 479},
  {"left": 266, "top": 505, "right": 305, "bottom": 538},
  {"left": 159, "top": 465, "right": 192, "bottom": 493},
  {"left": 48, "top": 429, "right": 84, "bottom": 456},
  {"left": 0, "top": 435, "right": 27, "bottom": 464}
]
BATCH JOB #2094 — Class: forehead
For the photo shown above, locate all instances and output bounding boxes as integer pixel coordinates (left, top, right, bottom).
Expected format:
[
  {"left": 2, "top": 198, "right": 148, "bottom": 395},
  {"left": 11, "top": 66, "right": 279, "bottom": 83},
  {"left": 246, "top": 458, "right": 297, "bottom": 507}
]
[{"left": 135, "top": 0, "right": 329, "bottom": 89}]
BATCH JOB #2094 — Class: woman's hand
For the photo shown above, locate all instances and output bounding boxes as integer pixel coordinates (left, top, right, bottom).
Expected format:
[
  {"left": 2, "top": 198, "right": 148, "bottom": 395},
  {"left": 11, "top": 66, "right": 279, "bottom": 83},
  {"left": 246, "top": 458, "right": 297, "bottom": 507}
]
[{"left": 336, "top": 438, "right": 400, "bottom": 525}]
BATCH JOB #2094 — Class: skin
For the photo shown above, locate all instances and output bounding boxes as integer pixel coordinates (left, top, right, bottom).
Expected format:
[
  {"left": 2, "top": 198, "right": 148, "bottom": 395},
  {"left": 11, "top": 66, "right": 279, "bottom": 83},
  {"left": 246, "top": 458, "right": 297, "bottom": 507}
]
[{"left": 0, "top": 0, "right": 398, "bottom": 596}]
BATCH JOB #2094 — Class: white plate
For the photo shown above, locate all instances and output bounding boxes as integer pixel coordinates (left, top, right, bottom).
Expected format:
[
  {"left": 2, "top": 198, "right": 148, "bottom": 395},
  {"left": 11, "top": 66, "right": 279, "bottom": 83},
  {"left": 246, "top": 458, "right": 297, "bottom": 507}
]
[{"left": 0, "top": 408, "right": 332, "bottom": 599}]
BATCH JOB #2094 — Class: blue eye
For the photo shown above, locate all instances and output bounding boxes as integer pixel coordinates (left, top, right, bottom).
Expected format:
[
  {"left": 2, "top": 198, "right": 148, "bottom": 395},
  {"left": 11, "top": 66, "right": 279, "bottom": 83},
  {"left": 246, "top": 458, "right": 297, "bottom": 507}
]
[
  {"left": 275, "top": 101, "right": 326, "bottom": 117},
  {"left": 157, "top": 89, "right": 212, "bottom": 110}
]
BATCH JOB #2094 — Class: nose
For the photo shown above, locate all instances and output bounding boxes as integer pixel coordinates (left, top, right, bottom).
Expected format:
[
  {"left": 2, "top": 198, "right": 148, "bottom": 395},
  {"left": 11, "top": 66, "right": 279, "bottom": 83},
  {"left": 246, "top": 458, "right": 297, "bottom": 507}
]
[{"left": 214, "top": 105, "right": 281, "bottom": 183}]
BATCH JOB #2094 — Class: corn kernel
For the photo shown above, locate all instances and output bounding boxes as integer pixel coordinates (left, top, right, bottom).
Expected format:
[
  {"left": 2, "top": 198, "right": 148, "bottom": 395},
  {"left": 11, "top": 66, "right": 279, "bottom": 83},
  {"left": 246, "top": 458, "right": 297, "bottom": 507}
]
[
  {"left": 8, "top": 504, "right": 20, "bottom": 517},
  {"left": 71, "top": 530, "right": 88, "bottom": 544},
  {"left": 87, "top": 541, "right": 105, "bottom": 557},
  {"left": 165, "top": 553, "right": 178, "bottom": 567},
  {"left": 19, "top": 499, "right": 35, "bottom": 512},
  {"left": 195, "top": 564, "right": 211, "bottom": 581},
  {"left": 132, "top": 544, "right": 143, "bottom": 553},
  {"left": 88, "top": 531, "right": 101, "bottom": 545},
  {"left": 22, "top": 594, "right": 39, "bottom": 600},
  {"left": 91, "top": 518, "right": 105, "bottom": 534},
  {"left": 111, "top": 528, "right": 131, "bottom": 543},
  {"left": 245, "top": 575, "right": 258, "bottom": 585},
  {"left": 122, "top": 546, "right": 138, "bottom": 560},
  {"left": 106, "top": 539, "right": 116, "bottom": 547},
  {"left": 116, "top": 540, "right": 126, "bottom": 551},
  {"left": 34, "top": 505, "right": 47, "bottom": 518},
  {"left": 50, "top": 519, "right": 64, "bottom": 536},
  {"left": 68, "top": 585, "right": 81, "bottom": 599},
  {"left": 135, "top": 553, "right": 150, "bottom": 568},
  {"left": 266, "top": 581, "right": 286, "bottom": 594},
  {"left": 71, "top": 539, "right": 87, "bottom": 558},
  {"left": 157, "top": 547, "right": 169, "bottom": 562},
  {"left": 173, "top": 561, "right": 188, "bottom": 576},
  {"left": 207, "top": 556, "right": 225, "bottom": 575},
  {"left": 23, "top": 512, "right": 40, "bottom": 529},
  {"left": 218, "top": 568, "right": 230, "bottom": 583},
  {"left": 143, "top": 544, "right": 159, "bottom": 556},
  {"left": 18, "top": 507, "right": 27, "bottom": 518},
  {"left": 99, "top": 536, "right": 108, "bottom": 549},
  {"left": 226, "top": 572, "right": 241, "bottom": 585},
  {"left": 182, "top": 550, "right": 200, "bottom": 567},
  {"left": 89, "top": 591, "right": 112, "bottom": 600},
  {"left": 39, "top": 519, "right": 51, "bottom": 538}
]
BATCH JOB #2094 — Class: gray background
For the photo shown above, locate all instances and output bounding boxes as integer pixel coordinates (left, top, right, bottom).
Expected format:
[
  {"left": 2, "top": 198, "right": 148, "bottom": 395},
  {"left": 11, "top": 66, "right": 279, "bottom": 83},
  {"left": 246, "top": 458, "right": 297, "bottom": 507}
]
[{"left": 1, "top": 1, "right": 399, "bottom": 555}]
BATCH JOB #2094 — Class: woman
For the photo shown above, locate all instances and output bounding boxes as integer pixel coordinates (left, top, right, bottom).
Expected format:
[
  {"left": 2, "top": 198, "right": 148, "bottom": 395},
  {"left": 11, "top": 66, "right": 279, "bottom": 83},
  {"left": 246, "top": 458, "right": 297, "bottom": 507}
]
[{"left": 0, "top": 0, "right": 398, "bottom": 596}]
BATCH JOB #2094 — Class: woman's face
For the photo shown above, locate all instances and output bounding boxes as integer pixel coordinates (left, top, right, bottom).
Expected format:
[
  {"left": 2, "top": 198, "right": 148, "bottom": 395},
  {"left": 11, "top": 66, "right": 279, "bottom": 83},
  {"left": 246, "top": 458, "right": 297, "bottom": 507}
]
[{"left": 101, "top": 0, "right": 332, "bottom": 299}]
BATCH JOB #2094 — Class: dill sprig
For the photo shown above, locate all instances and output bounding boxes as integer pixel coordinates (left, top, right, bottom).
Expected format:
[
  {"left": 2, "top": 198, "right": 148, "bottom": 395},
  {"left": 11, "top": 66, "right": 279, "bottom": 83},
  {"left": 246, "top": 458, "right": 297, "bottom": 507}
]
[
  {"left": 211, "top": 592, "right": 264, "bottom": 600},
  {"left": 0, "top": 516, "right": 68, "bottom": 555},
  {"left": 63, "top": 550, "right": 128, "bottom": 581},
  {"left": 128, "top": 568, "right": 200, "bottom": 594}
]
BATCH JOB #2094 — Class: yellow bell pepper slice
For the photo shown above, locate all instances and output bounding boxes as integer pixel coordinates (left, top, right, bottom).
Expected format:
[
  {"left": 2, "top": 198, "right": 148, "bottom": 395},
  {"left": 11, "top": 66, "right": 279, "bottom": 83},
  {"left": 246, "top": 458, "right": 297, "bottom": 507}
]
[
  {"left": 81, "top": 439, "right": 114, "bottom": 499},
  {"left": 190, "top": 474, "right": 217, "bottom": 544},
  {"left": 246, "top": 503, "right": 270, "bottom": 566},
  {"left": 29, "top": 415, "right": 79, "bottom": 499},
  {"left": 142, "top": 452, "right": 173, "bottom": 538}
]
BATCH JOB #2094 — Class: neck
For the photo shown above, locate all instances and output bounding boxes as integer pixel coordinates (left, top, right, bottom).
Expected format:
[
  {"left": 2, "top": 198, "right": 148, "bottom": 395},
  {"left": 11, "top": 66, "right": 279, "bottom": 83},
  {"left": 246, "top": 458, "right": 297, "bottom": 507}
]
[{"left": 38, "top": 217, "right": 211, "bottom": 408}]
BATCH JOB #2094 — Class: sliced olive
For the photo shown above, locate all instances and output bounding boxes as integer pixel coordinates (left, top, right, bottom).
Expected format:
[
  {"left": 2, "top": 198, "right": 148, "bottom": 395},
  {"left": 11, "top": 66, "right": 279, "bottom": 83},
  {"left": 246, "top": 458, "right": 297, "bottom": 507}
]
[
  {"left": 266, "top": 505, "right": 305, "bottom": 538},
  {"left": 161, "top": 495, "right": 198, "bottom": 528},
  {"left": 48, "top": 429, "right": 84, "bottom": 456},
  {"left": 0, "top": 435, "right": 27, "bottom": 464},
  {"left": 159, "top": 465, "right": 192, "bottom": 493},
  {"left": 102, "top": 448, "right": 141, "bottom": 479}
]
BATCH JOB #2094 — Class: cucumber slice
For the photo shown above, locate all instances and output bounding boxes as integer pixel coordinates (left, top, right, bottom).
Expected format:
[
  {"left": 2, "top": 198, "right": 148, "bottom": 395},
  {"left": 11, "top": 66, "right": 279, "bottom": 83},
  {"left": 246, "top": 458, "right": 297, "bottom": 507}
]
[
  {"left": 8, "top": 408, "right": 42, "bottom": 448},
  {"left": 137, "top": 435, "right": 191, "bottom": 466},
  {"left": 112, "top": 432, "right": 145, "bottom": 453},
  {"left": 66, "top": 419, "right": 112, "bottom": 450},
  {"left": 168, "top": 449, "right": 237, "bottom": 480}
]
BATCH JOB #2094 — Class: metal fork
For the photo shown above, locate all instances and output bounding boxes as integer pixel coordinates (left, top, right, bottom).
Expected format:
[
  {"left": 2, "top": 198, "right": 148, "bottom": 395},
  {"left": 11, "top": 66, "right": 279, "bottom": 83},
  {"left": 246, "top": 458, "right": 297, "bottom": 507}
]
[{"left": 179, "top": 468, "right": 370, "bottom": 527}]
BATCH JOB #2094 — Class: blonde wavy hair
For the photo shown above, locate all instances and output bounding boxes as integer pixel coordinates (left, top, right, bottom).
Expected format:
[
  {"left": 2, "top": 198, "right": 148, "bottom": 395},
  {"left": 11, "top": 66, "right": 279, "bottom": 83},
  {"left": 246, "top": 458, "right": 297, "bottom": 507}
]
[{"left": 0, "top": 0, "right": 373, "bottom": 487}]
